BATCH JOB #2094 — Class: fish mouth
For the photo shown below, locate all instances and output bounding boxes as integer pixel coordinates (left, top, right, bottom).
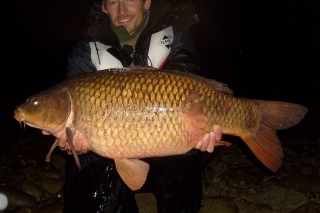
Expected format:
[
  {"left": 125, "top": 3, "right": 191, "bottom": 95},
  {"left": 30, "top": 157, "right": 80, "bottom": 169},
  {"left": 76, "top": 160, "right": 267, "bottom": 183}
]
[
  {"left": 13, "top": 108, "right": 41, "bottom": 130},
  {"left": 13, "top": 107, "right": 26, "bottom": 129}
]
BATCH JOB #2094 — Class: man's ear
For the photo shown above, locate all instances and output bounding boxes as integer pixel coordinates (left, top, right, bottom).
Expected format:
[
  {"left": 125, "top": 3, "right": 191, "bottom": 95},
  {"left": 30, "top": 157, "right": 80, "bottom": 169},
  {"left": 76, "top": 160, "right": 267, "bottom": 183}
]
[
  {"left": 101, "top": 1, "right": 108, "bottom": 14},
  {"left": 144, "top": 0, "right": 151, "bottom": 10}
]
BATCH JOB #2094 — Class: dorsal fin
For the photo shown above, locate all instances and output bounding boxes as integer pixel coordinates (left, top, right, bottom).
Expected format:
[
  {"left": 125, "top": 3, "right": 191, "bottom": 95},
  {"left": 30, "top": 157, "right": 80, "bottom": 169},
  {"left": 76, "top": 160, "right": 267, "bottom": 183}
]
[{"left": 115, "top": 66, "right": 234, "bottom": 95}]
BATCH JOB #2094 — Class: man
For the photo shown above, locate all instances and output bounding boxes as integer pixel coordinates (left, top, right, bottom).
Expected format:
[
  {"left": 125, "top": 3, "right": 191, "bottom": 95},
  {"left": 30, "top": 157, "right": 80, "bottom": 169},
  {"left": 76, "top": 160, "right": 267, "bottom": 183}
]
[{"left": 60, "top": 0, "right": 222, "bottom": 212}]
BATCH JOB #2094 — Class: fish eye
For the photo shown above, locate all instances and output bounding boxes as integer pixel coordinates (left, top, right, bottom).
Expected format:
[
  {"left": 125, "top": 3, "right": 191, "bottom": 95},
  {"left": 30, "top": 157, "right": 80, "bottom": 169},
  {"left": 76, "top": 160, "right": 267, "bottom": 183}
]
[{"left": 33, "top": 100, "right": 39, "bottom": 106}]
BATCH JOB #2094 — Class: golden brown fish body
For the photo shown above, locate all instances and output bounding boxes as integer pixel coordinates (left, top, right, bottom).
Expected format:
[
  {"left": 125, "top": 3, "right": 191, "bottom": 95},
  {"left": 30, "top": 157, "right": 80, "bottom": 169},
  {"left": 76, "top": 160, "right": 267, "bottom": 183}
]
[{"left": 14, "top": 66, "right": 308, "bottom": 190}]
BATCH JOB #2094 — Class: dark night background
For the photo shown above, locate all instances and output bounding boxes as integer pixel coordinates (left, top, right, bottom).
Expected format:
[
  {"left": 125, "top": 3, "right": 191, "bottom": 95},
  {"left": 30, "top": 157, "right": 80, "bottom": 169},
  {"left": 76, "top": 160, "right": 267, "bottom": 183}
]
[{"left": 1, "top": 0, "right": 319, "bottom": 132}]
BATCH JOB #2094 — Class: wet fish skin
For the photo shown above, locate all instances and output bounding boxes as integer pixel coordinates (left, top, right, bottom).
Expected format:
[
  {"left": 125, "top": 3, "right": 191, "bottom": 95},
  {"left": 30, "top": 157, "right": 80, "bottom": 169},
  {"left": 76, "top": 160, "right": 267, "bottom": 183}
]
[{"left": 13, "top": 66, "right": 308, "bottom": 190}]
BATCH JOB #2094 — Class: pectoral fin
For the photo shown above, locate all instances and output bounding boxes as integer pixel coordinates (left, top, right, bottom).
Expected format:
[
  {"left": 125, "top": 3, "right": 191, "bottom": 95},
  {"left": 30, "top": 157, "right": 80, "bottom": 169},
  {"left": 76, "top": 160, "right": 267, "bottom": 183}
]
[
  {"left": 45, "top": 138, "right": 59, "bottom": 162},
  {"left": 66, "top": 127, "right": 81, "bottom": 170},
  {"left": 114, "top": 158, "right": 150, "bottom": 190}
]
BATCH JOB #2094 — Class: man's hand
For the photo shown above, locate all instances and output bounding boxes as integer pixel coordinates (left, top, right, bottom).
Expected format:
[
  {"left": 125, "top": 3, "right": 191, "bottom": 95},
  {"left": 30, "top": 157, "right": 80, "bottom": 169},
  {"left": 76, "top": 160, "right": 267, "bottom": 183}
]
[
  {"left": 194, "top": 125, "right": 222, "bottom": 153},
  {"left": 42, "top": 130, "right": 89, "bottom": 155},
  {"left": 59, "top": 132, "right": 89, "bottom": 155}
]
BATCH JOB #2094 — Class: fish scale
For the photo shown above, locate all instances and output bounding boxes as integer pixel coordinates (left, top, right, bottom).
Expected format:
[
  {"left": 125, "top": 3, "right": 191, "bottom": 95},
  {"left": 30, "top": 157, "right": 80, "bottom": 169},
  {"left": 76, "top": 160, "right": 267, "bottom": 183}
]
[
  {"left": 14, "top": 66, "right": 307, "bottom": 190},
  {"left": 76, "top": 72, "right": 223, "bottom": 157}
]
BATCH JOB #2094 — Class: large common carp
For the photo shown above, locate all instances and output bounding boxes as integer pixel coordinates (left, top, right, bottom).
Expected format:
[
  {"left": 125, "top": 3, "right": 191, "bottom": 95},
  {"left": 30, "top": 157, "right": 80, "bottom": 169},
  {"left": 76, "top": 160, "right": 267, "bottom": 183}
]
[{"left": 14, "top": 66, "right": 307, "bottom": 190}]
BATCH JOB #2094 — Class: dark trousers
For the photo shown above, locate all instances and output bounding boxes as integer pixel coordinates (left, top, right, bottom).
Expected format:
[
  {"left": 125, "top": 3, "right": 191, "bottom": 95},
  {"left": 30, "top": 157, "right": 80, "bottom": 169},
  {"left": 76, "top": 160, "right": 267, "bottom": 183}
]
[{"left": 63, "top": 152, "right": 203, "bottom": 213}]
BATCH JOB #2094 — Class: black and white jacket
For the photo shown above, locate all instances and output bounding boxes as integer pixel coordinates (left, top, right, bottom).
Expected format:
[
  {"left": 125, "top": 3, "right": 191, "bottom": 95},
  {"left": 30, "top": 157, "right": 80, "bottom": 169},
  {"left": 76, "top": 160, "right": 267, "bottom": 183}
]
[{"left": 67, "top": 0, "right": 201, "bottom": 77}]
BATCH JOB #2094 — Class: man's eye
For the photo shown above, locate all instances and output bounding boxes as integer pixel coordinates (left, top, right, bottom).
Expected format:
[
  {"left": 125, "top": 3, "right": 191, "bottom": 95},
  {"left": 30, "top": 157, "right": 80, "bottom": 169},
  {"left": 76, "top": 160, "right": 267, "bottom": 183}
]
[{"left": 108, "top": 1, "right": 116, "bottom": 5}]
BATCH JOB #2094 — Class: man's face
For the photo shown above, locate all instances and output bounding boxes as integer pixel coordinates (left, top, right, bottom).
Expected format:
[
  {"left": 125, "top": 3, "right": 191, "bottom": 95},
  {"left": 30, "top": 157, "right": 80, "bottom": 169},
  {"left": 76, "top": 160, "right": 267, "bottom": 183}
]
[{"left": 102, "top": 0, "right": 151, "bottom": 34}]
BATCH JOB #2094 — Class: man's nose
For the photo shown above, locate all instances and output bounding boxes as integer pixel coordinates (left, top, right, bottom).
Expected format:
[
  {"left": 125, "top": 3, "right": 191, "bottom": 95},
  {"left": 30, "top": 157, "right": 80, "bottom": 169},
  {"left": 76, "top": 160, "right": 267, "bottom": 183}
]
[{"left": 118, "top": 2, "right": 128, "bottom": 15}]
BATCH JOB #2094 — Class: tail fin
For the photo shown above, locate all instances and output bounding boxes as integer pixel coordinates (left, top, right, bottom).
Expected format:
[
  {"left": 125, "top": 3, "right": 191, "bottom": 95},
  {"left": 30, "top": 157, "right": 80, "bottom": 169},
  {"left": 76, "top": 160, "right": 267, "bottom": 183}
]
[{"left": 242, "top": 101, "right": 308, "bottom": 172}]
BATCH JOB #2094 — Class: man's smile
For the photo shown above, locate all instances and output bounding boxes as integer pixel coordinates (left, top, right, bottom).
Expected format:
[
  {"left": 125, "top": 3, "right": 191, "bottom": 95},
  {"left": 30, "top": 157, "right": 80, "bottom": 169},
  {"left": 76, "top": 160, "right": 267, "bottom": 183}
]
[{"left": 116, "top": 16, "right": 134, "bottom": 24}]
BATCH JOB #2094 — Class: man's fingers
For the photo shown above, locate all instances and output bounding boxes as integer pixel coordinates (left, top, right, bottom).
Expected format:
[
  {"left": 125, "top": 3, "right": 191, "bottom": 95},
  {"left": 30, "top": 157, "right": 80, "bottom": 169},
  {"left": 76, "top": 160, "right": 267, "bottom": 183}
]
[
  {"left": 73, "top": 139, "right": 83, "bottom": 153},
  {"left": 57, "top": 133, "right": 89, "bottom": 155},
  {"left": 213, "top": 125, "right": 222, "bottom": 140},
  {"left": 67, "top": 140, "right": 89, "bottom": 155},
  {"left": 206, "top": 132, "right": 215, "bottom": 153},
  {"left": 201, "top": 133, "right": 210, "bottom": 152},
  {"left": 42, "top": 131, "right": 50, "bottom": 135},
  {"left": 194, "top": 141, "right": 203, "bottom": 150},
  {"left": 58, "top": 133, "right": 67, "bottom": 149},
  {"left": 57, "top": 133, "right": 73, "bottom": 155},
  {"left": 81, "top": 143, "right": 89, "bottom": 154}
]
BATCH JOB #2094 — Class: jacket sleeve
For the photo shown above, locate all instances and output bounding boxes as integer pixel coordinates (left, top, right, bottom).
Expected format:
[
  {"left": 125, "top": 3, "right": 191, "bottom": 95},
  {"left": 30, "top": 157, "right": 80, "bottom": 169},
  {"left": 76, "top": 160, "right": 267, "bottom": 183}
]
[
  {"left": 67, "top": 40, "right": 97, "bottom": 77},
  {"left": 162, "top": 26, "right": 201, "bottom": 74}
]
